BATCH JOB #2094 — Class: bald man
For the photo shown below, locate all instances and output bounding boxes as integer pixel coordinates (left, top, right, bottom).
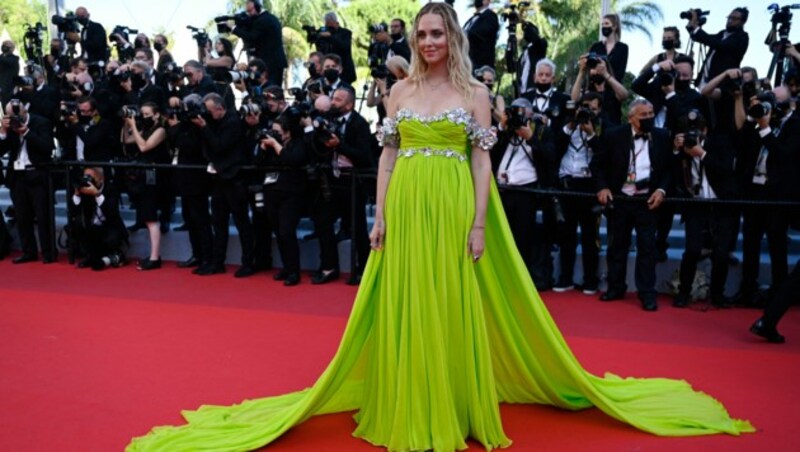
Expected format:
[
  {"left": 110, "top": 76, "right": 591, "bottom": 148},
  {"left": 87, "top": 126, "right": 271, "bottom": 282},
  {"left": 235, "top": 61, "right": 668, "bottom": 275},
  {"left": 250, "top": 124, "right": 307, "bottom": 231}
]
[{"left": 75, "top": 6, "right": 108, "bottom": 63}]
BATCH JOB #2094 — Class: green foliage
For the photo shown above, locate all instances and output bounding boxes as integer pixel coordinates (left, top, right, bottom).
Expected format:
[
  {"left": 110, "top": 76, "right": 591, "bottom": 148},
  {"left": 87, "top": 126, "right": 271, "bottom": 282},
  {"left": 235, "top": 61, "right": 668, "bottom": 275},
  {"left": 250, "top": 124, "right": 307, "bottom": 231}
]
[{"left": 0, "top": 0, "right": 48, "bottom": 57}]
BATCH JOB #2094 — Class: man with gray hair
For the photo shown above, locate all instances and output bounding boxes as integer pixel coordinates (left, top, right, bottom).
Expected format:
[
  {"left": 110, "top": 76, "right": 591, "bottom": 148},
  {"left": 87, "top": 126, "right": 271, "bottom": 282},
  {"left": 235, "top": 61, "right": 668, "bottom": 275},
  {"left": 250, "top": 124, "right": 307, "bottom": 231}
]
[
  {"left": 14, "top": 64, "right": 60, "bottom": 123},
  {"left": 593, "top": 98, "right": 672, "bottom": 311},
  {"left": 314, "top": 12, "right": 356, "bottom": 84},
  {"left": 522, "top": 58, "right": 571, "bottom": 133}
]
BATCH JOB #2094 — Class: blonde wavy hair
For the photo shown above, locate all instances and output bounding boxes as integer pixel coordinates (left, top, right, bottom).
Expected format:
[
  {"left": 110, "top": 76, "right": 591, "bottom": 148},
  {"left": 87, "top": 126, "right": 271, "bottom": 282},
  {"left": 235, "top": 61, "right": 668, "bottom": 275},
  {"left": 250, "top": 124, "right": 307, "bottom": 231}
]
[{"left": 407, "top": 2, "right": 483, "bottom": 102}]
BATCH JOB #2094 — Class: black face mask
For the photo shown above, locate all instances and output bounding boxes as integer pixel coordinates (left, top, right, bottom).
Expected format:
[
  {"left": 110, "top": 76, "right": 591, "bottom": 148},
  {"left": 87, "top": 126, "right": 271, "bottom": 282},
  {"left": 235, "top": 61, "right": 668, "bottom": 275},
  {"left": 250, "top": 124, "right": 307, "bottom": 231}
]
[
  {"left": 131, "top": 74, "right": 147, "bottom": 90},
  {"left": 601, "top": 27, "right": 613, "bottom": 38},
  {"left": 638, "top": 117, "right": 655, "bottom": 133},
  {"left": 141, "top": 117, "right": 155, "bottom": 129},
  {"left": 50, "top": 46, "right": 61, "bottom": 55},
  {"left": 590, "top": 74, "right": 606, "bottom": 85},
  {"left": 79, "top": 114, "right": 93, "bottom": 124},
  {"left": 535, "top": 82, "right": 551, "bottom": 93},
  {"left": 77, "top": 17, "right": 89, "bottom": 26},
  {"left": 390, "top": 33, "right": 403, "bottom": 41},
  {"left": 323, "top": 69, "right": 339, "bottom": 83},
  {"left": 328, "top": 106, "right": 342, "bottom": 117},
  {"left": 675, "top": 79, "right": 691, "bottom": 91},
  {"left": 153, "top": 42, "right": 164, "bottom": 52},
  {"left": 726, "top": 24, "right": 742, "bottom": 33},
  {"left": 662, "top": 40, "right": 675, "bottom": 50},
  {"left": 473, "top": 0, "right": 484, "bottom": 8}
]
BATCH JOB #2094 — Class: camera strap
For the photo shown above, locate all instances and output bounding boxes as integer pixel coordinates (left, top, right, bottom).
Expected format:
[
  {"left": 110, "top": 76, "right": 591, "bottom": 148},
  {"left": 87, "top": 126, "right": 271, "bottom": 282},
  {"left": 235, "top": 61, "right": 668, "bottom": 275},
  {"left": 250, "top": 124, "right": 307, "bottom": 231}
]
[{"left": 567, "top": 129, "right": 592, "bottom": 168}]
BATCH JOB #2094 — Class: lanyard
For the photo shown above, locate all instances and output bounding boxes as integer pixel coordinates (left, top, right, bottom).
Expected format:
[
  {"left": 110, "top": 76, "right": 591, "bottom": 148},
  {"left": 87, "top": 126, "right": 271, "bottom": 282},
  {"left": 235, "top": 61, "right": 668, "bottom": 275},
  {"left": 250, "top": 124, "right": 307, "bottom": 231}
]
[
  {"left": 629, "top": 137, "right": 647, "bottom": 173},
  {"left": 567, "top": 129, "right": 592, "bottom": 168}
]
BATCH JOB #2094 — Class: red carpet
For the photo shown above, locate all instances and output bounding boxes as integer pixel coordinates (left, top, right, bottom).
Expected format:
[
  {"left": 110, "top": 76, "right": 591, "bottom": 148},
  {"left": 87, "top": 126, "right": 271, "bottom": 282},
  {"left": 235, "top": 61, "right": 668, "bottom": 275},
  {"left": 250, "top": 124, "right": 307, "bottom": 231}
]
[{"left": 0, "top": 257, "right": 798, "bottom": 451}]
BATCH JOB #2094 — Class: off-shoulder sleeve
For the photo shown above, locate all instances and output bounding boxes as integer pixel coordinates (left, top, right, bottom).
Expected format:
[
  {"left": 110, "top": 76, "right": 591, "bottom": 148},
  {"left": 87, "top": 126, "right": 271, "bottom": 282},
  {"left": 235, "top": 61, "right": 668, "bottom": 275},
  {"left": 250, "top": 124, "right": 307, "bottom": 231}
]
[
  {"left": 467, "top": 118, "right": 498, "bottom": 152},
  {"left": 378, "top": 117, "right": 400, "bottom": 148}
]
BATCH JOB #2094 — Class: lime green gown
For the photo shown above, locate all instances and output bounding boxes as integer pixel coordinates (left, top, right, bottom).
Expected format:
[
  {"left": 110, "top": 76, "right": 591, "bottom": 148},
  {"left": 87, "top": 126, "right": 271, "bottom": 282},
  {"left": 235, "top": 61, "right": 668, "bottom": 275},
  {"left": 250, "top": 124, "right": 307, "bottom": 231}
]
[{"left": 127, "top": 108, "right": 754, "bottom": 452}]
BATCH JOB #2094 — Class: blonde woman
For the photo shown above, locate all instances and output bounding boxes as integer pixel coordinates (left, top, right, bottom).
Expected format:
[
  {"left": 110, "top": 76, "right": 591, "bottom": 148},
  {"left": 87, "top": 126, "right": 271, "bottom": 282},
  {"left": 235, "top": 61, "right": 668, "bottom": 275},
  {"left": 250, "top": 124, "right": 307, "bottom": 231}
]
[{"left": 129, "top": 4, "right": 753, "bottom": 451}]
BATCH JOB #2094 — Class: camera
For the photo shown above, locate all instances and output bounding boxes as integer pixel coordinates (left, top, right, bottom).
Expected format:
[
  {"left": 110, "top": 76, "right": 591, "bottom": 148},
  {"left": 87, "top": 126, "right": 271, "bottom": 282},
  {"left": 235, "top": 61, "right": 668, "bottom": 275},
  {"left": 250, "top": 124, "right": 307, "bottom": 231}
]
[
  {"left": 109, "top": 25, "right": 138, "bottom": 43},
  {"left": 683, "top": 130, "right": 701, "bottom": 148},
  {"left": 59, "top": 101, "right": 78, "bottom": 122},
  {"left": 312, "top": 115, "right": 338, "bottom": 143},
  {"left": 500, "top": 1, "right": 532, "bottom": 25},
  {"left": 658, "top": 70, "right": 677, "bottom": 86},
  {"left": 51, "top": 13, "right": 80, "bottom": 34},
  {"left": 214, "top": 12, "right": 250, "bottom": 34},
  {"left": 23, "top": 23, "right": 45, "bottom": 60},
  {"left": 118, "top": 105, "right": 140, "bottom": 119},
  {"left": 257, "top": 127, "right": 282, "bottom": 142},
  {"left": 585, "top": 52, "right": 601, "bottom": 69},
  {"left": 368, "top": 23, "right": 387, "bottom": 34},
  {"left": 748, "top": 92, "right": 776, "bottom": 118},
  {"left": 575, "top": 107, "right": 596, "bottom": 125},
  {"left": 371, "top": 64, "right": 390, "bottom": 79},
  {"left": 504, "top": 105, "right": 529, "bottom": 131},
  {"left": 163, "top": 62, "right": 184, "bottom": 83},
  {"left": 239, "top": 103, "right": 261, "bottom": 117},
  {"left": 680, "top": 9, "right": 709, "bottom": 26},
  {"left": 186, "top": 25, "right": 209, "bottom": 48},
  {"left": 186, "top": 103, "right": 209, "bottom": 121},
  {"left": 288, "top": 87, "right": 308, "bottom": 103},
  {"left": 12, "top": 75, "right": 35, "bottom": 88},
  {"left": 78, "top": 174, "right": 95, "bottom": 188},
  {"left": 307, "top": 79, "right": 324, "bottom": 95}
]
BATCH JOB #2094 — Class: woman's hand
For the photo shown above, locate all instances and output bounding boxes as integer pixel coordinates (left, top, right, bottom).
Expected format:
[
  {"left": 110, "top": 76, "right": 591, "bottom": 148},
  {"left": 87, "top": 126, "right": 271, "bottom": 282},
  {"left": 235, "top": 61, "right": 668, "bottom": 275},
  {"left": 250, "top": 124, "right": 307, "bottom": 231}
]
[
  {"left": 468, "top": 226, "right": 485, "bottom": 263},
  {"left": 369, "top": 217, "right": 385, "bottom": 250}
]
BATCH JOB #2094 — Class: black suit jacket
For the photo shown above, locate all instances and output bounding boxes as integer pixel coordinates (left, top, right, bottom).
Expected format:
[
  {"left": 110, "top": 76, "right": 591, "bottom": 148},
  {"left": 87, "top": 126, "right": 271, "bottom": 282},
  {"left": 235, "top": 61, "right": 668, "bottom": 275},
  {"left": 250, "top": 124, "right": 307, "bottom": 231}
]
[
  {"left": 593, "top": 125, "right": 672, "bottom": 196},
  {"left": 0, "top": 53, "right": 20, "bottom": 106},
  {"left": 0, "top": 114, "right": 54, "bottom": 188},
  {"left": 491, "top": 125, "right": 558, "bottom": 188},
  {"left": 20, "top": 85, "right": 61, "bottom": 123},
  {"left": 75, "top": 185, "right": 127, "bottom": 238},
  {"left": 69, "top": 117, "right": 120, "bottom": 162},
  {"left": 167, "top": 122, "right": 211, "bottom": 196},
  {"left": 521, "top": 89, "right": 571, "bottom": 133},
  {"left": 81, "top": 21, "right": 109, "bottom": 63},
  {"left": 321, "top": 27, "right": 356, "bottom": 85},
  {"left": 589, "top": 41, "right": 629, "bottom": 80},
  {"left": 631, "top": 69, "right": 705, "bottom": 133},
  {"left": 233, "top": 11, "right": 288, "bottom": 80},
  {"left": 336, "top": 111, "right": 377, "bottom": 170},
  {"left": 738, "top": 117, "right": 800, "bottom": 200},
  {"left": 675, "top": 132, "right": 737, "bottom": 199},
  {"left": 518, "top": 39, "right": 548, "bottom": 94},
  {"left": 200, "top": 111, "right": 248, "bottom": 181},
  {"left": 255, "top": 132, "right": 312, "bottom": 194},
  {"left": 692, "top": 28, "right": 748, "bottom": 82},
  {"left": 389, "top": 38, "right": 411, "bottom": 62},
  {"left": 465, "top": 9, "right": 499, "bottom": 69}
]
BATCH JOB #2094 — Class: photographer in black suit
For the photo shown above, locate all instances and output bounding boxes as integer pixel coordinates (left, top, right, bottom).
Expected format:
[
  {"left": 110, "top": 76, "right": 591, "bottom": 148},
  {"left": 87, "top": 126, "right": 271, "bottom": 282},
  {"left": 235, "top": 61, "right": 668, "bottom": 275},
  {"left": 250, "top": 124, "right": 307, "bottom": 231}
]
[
  {"left": 522, "top": 58, "right": 571, "bottom": 133},
  {"left": 15, "top": 64, "right": 60, "bottom": 123},
  {"left": 0, "top": 41, "right": 20, "bottom": 109},
  {"left": 687, "top": 7, "right": 748, "bottom": 86},
  {"left": 230, "top": 0, "right": 287, "bottom": 86},
  {"left": 593, "top": 98, "right": 671, "bottom": 311},
  {"left": 65, "top": 96, "right": 120, "bottom": 162},
  {"left": 312, "top": 86, "right": 376, "bottom": 285},
  {"left": 70, "top": 167, "right": 127, "bottom": 270},
  {"left": 192, "top": 93, "right": 255, "bottom": 278},
  {"left": 388, "top": 19, "right": 411, "bottom": 62},
  {"left": 75, "top": 7, "right": 108, "bottom": 63},
  {"left": 518, "top": 23, "right": 548, "bottom": 96},
  {"left": 672, "top": 111, "right": 737, "bottom": 308},
  {"left": 491, "top": 97, "right": 557, "bottom": 288},
  {"left": 314, "top": 12, "right": 356, "bottom": 85},
  {"left": 0, "top": 100, "right": 55, "bottom": 263},
  {"left": 735, "top": 86, "right": 800, "bottom": 306},
  {"left": 463, "top": 0, "right": 499, "bottom": 70}
]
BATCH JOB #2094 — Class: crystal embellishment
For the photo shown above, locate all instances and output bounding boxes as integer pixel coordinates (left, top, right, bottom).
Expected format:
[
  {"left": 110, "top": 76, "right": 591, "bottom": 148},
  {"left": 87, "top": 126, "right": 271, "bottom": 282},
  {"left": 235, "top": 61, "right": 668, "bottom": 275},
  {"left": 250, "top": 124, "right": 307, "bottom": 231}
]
[
  {"left": 379, "top": 117, "right": 399, "bottom": 147},
  {"left": 397, "top": 147, "right": 467, "bottom": 162}
]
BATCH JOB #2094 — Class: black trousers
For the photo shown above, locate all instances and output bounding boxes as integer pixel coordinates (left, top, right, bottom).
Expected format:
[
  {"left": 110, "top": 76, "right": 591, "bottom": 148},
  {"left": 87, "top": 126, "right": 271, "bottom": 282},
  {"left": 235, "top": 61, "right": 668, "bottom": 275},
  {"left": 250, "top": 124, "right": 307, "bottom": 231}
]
[
  {"left": 499, "top": 184, "right": 554, "bottom": 287},
  {"left": 333, "top": 176, "right": 370, "bottom": 275},
  {"left": 656, "top": 203, "right": 677, "bottom": 255},
  {"left": 741, "top": 186, "right": 789, "bottom": 295},
  {"left": 249, "top": 187, "right": 274, "bottom": 270},
  {"left": 556, "top": 178, "right": 600, "bottom": 285},
  {"left": 75, "top": 223, "right": 126, "bottom": 260},
  {"left": 605, "top": 198, "right": 658, "bottom": 299},
  {"left": 210, "top": 178, "right": 254, "bottom": 267},
  {"left": 181, "top": 193, "right": 213, "bottom": 264},
  {"left": 678, "top": 204, "right": 736, "bottom": 301},
  {"left": 311, "top": 185, "right": 339, "bottom": 272},
  {"left": 0, "top": 210, "right": 12, "bottom": 250},
  {"left": 265, "top": 190, "right": 304, "bottom": 275},
  {"left": 10, "top": 172, "right": 53, "bottom": 259},
  {"left": 763, "top": 259, "right": 800, "bottom": 330}
]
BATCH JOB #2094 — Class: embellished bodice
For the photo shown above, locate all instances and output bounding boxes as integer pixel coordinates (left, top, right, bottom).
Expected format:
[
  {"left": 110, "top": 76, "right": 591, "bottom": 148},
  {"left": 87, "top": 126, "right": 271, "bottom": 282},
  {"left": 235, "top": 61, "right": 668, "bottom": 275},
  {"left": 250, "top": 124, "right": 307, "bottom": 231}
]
[{"left": 380, "top": 107, "right": 497, "bottom": 162}]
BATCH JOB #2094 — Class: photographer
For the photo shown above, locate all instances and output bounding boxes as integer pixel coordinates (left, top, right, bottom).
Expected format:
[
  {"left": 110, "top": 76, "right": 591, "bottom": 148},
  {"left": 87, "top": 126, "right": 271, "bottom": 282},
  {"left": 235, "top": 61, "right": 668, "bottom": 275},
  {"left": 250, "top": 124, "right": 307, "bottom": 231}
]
[
  {"left": 639, "top": 27, "right": 687, "bottom": 74},
  {"left": 464, "top": 0, "right": 499, "bottom": 70},
  {"left": 687, "top": 7, "right": 749, "bottom": 86},
  {"left": 235, "top": 58, "right": 271, "bottom": 99},
  {"left": 475, "top": 65, "right": 506, "bottom": 126},
  {"left": 367, "top": 56, "right": 409, "bottom": 125},
  {"left": 593, "top": 99, "right": 672, "bottom": 311},
  {"left": 313, "top": 12, "right": 356, "bottom": 85},
  {"left": 165, "top": 94, "right": 213, "bottom": 271},
  {"left": 180, "top": 60, "right": 217, "bottom": 100},
  {"left": 632, "top": 55, "right": 704, "bottom": 132},
  {"left": 522, "top": 58, "right": 571, "bottom": 133},
  {"left": 255, "top": 111, "right": 312, "bottom": 286},
  {"left": 387, "top": 18, "right": 411, "bottom": 62},
  {"left": 518, "top": 22, "right": 548, "bottom": 95},
  {"left": 229, "top": 0, "right": 287, "bottom": 86},
  {"left": 320, "top": 54, "right": 349, "bottom": 95},
  {"left": 312, "top": 86, "right": 376, "bottom": 285},
  {"left": 70, "top": 167, "right": 127, "bottom": 270},
  {"left": 553, "top": 92, "right": 608, "bottom": 294},
  {"left": 571, "top": 54, "right": 628, "bottom": 125},
  {"left": 192, "top": 92, "right": 255, "bottom": 278},
  {"left": 0, "top": 41, "right": 19, "bottom": 109},
  {"left": 122, "top": 102, "right": 168, "bottom": 271},
  {"left": 74, "top": 7, "right": 108, "bottom": 63},
  {"left": 734, "top": 86, "right": 800, "bottom": 306},
  {"left": 0, "top": 100, "right": 55, "bottom": 263},
  {"left": 44, "top": 38, "right": 70, "bottom": 87},
  {"left": 153, "top": 34, "right": 174, "bottom": 74},
  {"left": 672, "top": 111, "right": 737, "bottom": 308},
  {"left": 14, "top": 64, "right": 60, "bottom": 123},
  {"left": 126, "top": 61, "right": 166, "bottom": 110},
  {"left": 262, "top": 85, "right": 289, "bottom": 120},
  {"left": 491, "top": 97, "right": 557, "bottom": 289},
  {"left": 65, "top": 96, "right": 119, "bottom": 162},
  {"left": 302, "top": 51, "right": 324, "bottom": 91},
  {"left": 202, "top": 38, "right": 236, "bottom": 108},
  {"left": 367, "top": 23, "right": 391, "bottom": 66},
  {"left": 588, "top": 13, "right": 629, "bottom": 83}
]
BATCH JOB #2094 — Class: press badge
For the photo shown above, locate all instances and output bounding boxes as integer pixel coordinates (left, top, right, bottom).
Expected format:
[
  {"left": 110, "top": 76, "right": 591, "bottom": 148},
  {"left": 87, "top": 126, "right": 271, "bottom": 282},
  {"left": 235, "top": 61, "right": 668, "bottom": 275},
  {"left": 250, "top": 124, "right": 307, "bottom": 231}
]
[
  {"left": 13, "top": 160, "right": 26, "bottom": 171},
  {"left": 207, "top": 163, "right": 217, "bottom": 174}
]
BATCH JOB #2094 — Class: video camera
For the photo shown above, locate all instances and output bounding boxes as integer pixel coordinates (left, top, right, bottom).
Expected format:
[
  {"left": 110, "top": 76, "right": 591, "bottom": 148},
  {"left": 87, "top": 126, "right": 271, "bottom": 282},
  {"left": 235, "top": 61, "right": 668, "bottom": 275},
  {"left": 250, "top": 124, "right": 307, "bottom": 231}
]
[
  {"left": 51, "top": 13, "right": 80, "bottom": 35},
  {"left": 769, "top": 3, "right": 800, "bottom": 28},
  {"left": 187, "top": 26, "right": 209, "bottom": 48},
  {"left": 23, "top": 23, "right": 45, "bottom": 61},
  {"left": 214, "top": 12, "right": 250, "bottom": 34},
  {"left": 302, "top": 25, "right": 331, "bottom": 50},
  {"left": 748, "top": 91, "right": 777, "bottom": 118},
  {"left": 109, "top": 25, "right": 138, "bottom": 44},
  {"left": 501, "top": 1, "right": 532, "bottom": 25},
  {"left": 680, "top": 9, "right": 709, "bottom": 26}
]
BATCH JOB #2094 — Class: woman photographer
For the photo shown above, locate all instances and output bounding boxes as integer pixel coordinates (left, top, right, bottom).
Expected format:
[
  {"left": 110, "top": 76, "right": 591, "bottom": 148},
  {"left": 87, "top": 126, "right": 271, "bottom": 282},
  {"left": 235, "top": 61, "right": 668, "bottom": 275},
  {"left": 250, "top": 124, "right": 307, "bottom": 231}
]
[
  {"left": 588, "top": 13, "right": 629, "bottom": 83},
  {"left": 203, "top": 37, "right": 236, "bottom": 108},
  {"left": 571, "top": 54, "right": 628, "bottom": 125},
  {"left": 255, "top": 111, "right": 312, "bottom": 286},
  {"left": 122, "top": 101, "right": 168, "bottom": 270},
  {"left": 366, "top": 55, "right": 409, "bottom": 124}
]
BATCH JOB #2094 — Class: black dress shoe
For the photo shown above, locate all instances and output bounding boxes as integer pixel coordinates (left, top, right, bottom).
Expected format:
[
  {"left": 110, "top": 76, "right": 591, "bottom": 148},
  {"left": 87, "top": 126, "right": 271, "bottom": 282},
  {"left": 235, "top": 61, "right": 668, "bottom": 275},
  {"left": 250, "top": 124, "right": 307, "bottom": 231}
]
[
  {"left": 311, "top": 269, "right": 340, "bottom": 285},
  {"left": 283, "top": 273, "right": 300, "bottom": 286},
  {"left": 273, "top": 269, "right": 289, "bottom": 281},
  {"left": 177, "top": 256, "right": 200, "bottom": 268},
  {"left": 673, "top": 293, "right": 690, "bottom": 308},
  {"left": 599, "top": 291, "right": 624, "bottom": 302},
  {"left": 641, "top": 298, "right": 658, "bottom": 312},
  {"left": 12, "top": 254, "right": 38, "bottom": 264},
  {"left": 750, "top": 318, "right": 785, "bottom": 344},
  {"left": 195, "top": 264, "right": 225, "bottom": 275},
  {"left": 137, "top": 257, "right": 162, "bottom": 271},
  {"left": 234, "top": 266, "right": 256, "bottom": 278},
  {"left": 346, "top": 274, "right": 362, "bottom": 286}
]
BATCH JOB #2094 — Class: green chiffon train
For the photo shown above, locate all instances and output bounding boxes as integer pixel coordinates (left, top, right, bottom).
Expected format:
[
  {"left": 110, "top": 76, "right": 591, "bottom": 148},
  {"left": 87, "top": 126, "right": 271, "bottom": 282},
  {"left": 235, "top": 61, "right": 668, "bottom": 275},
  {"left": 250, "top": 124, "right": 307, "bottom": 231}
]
[{"left": 127, "top": 109, "right": 754, "bottom": 452}]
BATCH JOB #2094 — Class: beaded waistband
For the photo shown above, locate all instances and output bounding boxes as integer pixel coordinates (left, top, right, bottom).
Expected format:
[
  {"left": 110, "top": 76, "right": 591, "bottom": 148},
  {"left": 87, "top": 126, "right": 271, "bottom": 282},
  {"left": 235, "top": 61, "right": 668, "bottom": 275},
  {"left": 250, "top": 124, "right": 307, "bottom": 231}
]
[{"left": 397, "top": 148, "right": 468, "bottom": 162}]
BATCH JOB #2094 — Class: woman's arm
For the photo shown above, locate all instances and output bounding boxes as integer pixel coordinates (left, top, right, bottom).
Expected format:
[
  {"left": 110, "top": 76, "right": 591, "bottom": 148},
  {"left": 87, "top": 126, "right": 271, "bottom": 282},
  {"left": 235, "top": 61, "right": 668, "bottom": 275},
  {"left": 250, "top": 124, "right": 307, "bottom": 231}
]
[
  {"left": 468, "top": 85, "right": 495, "bottom": 262},
  {"left": 131, "top": 125, "right": 167, "bottom": 153},
  {"left": 204, "top": 55, "right": 234, "bottom": 69}
]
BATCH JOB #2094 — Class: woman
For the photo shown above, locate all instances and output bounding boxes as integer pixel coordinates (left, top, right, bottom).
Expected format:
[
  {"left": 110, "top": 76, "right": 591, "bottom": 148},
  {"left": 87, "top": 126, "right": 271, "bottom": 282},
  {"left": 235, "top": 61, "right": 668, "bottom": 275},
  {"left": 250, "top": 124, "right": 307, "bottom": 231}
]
[
  {"left": 571, "top": 54, "right": 628, "bottom": 125},
  {"left": 256, "top": 115, "right": 311, "bottom": 286},
  {"left": 588, "top": 13, "right": 629, "bottom": 83},
  {"left": 122, "top": 102, "right": 168, "bottom": 271},
  {"left": 639, "top": 26, "right": 687, "bottom": 74},
  {"left": 203, "top": 38, "right": 236, "bottom": 108},
  {"left": 366, "top": 55, "right": 410, "bottom": 124},
  {"left": 128, "top": 3, "right": 752, "bottom": 451}
]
